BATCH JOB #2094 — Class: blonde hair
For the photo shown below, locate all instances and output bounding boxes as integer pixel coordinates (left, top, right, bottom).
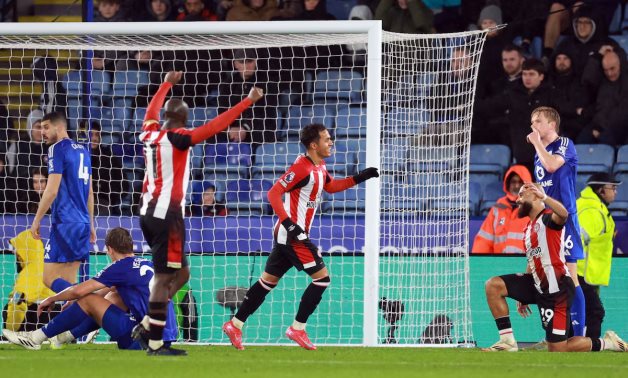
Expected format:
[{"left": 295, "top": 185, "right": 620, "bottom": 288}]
[{"left": 532, "top": 106, "right": 560, "bottom": 132}]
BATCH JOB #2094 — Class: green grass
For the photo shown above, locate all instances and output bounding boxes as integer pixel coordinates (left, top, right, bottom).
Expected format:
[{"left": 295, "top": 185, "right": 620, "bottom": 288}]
[{"left": 1, "top": 344, "right": 628, "bottom": 378}]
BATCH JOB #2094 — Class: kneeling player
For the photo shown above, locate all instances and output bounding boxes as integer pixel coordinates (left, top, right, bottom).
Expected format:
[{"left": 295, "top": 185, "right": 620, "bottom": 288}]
[
  {"left": 2, "top": 227, "right": 178, "bottom": 353},
  {"left": 483, "top": 184, "right": 627, "bottom": 352}
]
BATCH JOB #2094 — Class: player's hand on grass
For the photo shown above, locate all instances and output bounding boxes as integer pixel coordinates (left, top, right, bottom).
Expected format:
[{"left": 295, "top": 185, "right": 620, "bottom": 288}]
[
  {"left": 353, "top": 167, "right": 379, "bottom": 184},
  {"left": 248, "top": 87, "right": 264, "bottom": 103},
  {"left": 30, "top": 220, "right": 41, "bottom": 240},
  {"left": 281, "top": 218, "right": 307, "bottom": 241},
  {"left": 164, "top": 71, "right": 183, "bottom": 85},
  {"left": 516, "top": 302, "right": 531, "bottom": 318}
]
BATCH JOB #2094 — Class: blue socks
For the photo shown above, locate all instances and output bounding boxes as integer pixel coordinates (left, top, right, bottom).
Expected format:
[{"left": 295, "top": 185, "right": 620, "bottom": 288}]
[
  {"left": 42, "top": 302, "right": 88, "bottom": 338},
  {"left": 51, "top": 278, "right": 73, "bottom": 293},
  {"left": 70, "top": 317, "right": 100, "bottom": 339},
  {"left": 571, "top": 285, "right": 586, "bottom": 337}
]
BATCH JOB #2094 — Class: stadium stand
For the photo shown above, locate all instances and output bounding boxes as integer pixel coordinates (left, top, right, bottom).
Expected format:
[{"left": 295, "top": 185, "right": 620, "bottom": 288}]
[{"left": 575, "top": 144, "right": 615, "bottom": 175}]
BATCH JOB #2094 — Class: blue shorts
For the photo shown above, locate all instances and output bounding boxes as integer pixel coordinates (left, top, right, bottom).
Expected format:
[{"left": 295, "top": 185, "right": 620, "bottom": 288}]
[
  {"left": 44, "top": 223, "right": 90, "bottom": 263},
  {"left": 102, "top": 305, "right": 141, "bottom": 350},
  {"left": 564, "top": 216, "right": 584, "bottom": 263}
]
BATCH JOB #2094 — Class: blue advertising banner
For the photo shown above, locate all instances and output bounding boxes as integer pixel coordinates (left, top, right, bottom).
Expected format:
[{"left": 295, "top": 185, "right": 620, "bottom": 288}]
[{"left": 2, "top": 215, "right": 627, "bottom": 255}]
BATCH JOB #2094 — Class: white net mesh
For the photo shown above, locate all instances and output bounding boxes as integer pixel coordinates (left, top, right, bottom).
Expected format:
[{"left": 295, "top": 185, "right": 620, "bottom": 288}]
[{"left": 0, "top": 25, "right": 486, "bottom": 346}]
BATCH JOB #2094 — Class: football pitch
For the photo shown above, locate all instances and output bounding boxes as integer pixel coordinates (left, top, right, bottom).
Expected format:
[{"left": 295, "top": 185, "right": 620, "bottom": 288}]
[{"left": 1, "top": 344, "right": 627, "bottom": 378}]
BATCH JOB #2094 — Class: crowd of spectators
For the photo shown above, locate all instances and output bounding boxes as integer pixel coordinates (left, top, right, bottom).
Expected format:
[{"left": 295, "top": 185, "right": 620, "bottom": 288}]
[{"left": 1, "top": 0, "right": 627, "bottom": 216}]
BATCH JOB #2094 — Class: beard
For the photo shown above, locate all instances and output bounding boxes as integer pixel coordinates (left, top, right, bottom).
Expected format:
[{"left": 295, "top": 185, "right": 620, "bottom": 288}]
[{"left": 517, "top": 201, "right": 532, "bottom": 218}]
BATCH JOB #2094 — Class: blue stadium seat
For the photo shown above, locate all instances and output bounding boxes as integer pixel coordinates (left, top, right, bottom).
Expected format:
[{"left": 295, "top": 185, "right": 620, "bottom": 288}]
[
  {"left": 90, "top": 70, "right": 112, "bottom": 106},
  {"left": 323, "top": 186, "right": 365, "bottom": 214},
  {"left": 225, "top": 179, "right": 272, "bottom": 215},
  {"left": 382, "top": 107, "right": 430, "bottom": 136},
  {"left": 608, "top": 173, "right": 628, "bottom": 216},
  {"left": 190, "top": 180, "right": 227, "bottom": 204},
  {"left": 111, "top": 100, "right": 131, "bottom": 132},
  {"left": 66, "top": 98, "right": 82, "bottom": 130},
  {"left": 62, "top": 70, "right": 82, "bottom": 98},
  {"left": 384, "top": 73, "right": 433, "bottom": 107},
  {"left": 575, "top": 144, "right": 615, "bottom": 175},
  {"left": 281, "top": 105, "right": 333, "bottom": 140},
  {"left": 406, "top": 145, "right": 456, "bottom": 172},
  {"left": 469, "top": 181, "right": 482, "bottom": 216},
  {"left": 381, "top": 137, "right": 408, "bottom": 174},
  {"left": 112, "top": 70, "right": 149, "bottom": 98},
  {"left": 480, "top": 181, "right": 504, "bottom": 216},
  {"left": 205, "top": 142, "right": 252, "bottom": 177},
  {"left": 428, "top": 183, "right": 468, "bottom": 217},
  {"left": 380, "top": 175, "right": 422, "bottom": 212},
  {"left": 251, "top": 142, "right": 302, "bottom": 180},
  {"left": 188, "top": 107, "right": 218, "bottom": 128},
  {"left": 313, "top": 69, "right": 364, "bottom": 104},
  {"left": 613, "top": 145, "right": 628, "bottom": 174},
  {"left": 335, "top": 105, "right": 366, "bottom": 138},
  {"left": 470, "top": 144, "right": 511, "bottom": 177},
  {"left": 326, "top": 0, "right": 356, "bottom": 20},
  {"left": 332, "top": 140, "right": 359, "bottom": 176}
]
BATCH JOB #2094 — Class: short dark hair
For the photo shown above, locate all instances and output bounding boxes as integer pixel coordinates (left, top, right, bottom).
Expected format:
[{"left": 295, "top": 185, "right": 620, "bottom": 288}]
[
  {"left": 105, "top": 227, "right": 134, "bottom": 255},
  {"left": 522, "top": 58, "right": 545, "bottom": 75},
  {"left": 502, "top": 43, "right": 523, "bottom": 55},
  {"left": 41, "top": 111, "right": 68, "bottom": 127},
  {"left": 299, "top": 124, "right": 327, "bottom": 149}
]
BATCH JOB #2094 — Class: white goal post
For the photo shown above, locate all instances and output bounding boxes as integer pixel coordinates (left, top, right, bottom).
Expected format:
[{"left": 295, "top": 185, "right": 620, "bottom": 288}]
[{"left": 0, "top": 21, "right": 487, "bottom": 347}]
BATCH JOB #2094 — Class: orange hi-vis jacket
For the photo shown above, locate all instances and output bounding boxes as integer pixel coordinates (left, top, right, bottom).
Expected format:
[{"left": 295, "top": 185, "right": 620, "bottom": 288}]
[{"left": 472, "top": 165, "right": 532, "bottom": 254}]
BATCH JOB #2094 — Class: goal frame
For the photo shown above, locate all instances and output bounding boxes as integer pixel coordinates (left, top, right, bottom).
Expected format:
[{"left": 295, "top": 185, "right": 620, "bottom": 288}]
[{"left": 0, "top": 20, "right": 383, "bottom": 346}]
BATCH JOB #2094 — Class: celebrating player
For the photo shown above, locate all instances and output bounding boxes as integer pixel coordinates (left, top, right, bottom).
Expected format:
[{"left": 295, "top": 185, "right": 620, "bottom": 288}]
[
  {"left": 137, "top": 70, "right": 264, "bottom": 355},
  {"left": 527, "top": 106, "right": 586, "bottom": 336},
  {"left": 2, "top": 227, "right": 176, "bottom": 351},
  {"left": 222, "top": 124, "right": 379, "bottom": 350},
  {"left": 483, "top": 183, "right": 627, "bottom": 352},
  {"left": 30, "top": 112, "right": 95, "bottom": 293}
]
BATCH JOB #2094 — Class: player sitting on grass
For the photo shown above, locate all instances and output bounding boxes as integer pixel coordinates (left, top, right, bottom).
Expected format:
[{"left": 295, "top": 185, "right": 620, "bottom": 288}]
[
  {"left": 483, "top": 183, "right": 628, "bottom": 352},
  {"left": 222, "top": 124, "right": 379, "bottom": 350},
  {"left": 2, "top": 227, "right": 176, "bottom": 351}
]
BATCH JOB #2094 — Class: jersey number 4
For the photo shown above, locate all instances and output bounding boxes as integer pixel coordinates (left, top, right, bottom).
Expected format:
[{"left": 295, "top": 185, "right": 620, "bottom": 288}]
[{"left": 78, "top": 153, "right": 90, "bottom": 185}]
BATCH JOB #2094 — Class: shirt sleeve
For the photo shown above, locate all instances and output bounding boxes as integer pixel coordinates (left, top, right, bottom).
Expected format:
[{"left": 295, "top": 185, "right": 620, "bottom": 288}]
[
  {"left": 542, "top": 213, "right": 564, "bottom": 231},
  {"left": 92, "top": 260, "right": 127, "bottom": 287},
  {"left": 167, "top": 129, "right": 193, "bottom": 150},
  {"left": 48, "top": 143, "right": 66, "bottom": 175}
]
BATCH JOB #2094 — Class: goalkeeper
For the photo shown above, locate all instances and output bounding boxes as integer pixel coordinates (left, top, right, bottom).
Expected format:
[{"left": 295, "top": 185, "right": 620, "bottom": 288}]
[
  {"left": 223, "top": 124, "right": 379, "bottom": 350},
  {"left": 2, "top": 227, "right": 176, "bottom": 351}
]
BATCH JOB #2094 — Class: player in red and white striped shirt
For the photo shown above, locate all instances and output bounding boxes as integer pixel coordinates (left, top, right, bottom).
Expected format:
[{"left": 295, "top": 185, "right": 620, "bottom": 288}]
[
  {"left": 223, "top": 124, "right": 379, "bottom": 350},
  {"left": 483, "top": 183, "right": 627, "bottom": 353},
  {"left": 138, "top": 71, "right": 264, "bottom": 355}
]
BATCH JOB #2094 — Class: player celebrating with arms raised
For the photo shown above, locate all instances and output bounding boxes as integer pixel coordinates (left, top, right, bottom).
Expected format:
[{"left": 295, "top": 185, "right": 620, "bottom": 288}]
[
  {"left": 138, "top": 71, "right": 264, "bottom": 355},
  {"left": 223, "top": 124, "right": 379, "bottom": 350},
  {"left": 483, "top": 184, "right": 627, "bottom": 352},
  {"left": 528, "top": 106, "right": 586, "bottom": 336},
  {"left": 30, "top": 112, "right": 95, "bottom": 293}
]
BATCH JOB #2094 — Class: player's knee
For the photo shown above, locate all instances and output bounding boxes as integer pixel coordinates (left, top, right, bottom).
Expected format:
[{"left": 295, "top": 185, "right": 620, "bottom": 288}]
[
  {"left": 313, "top": 276, "right": 331, "bottom": 288},
  {"left": 484, "top": 277, "right": 503, "bottom": 295},
  {"left": 261, "top": 272, "right": 280, "bottom": 285}
]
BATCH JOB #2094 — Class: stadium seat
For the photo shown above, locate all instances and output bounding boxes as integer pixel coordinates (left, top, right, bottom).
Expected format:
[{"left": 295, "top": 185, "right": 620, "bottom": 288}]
[
  {"left": 382, "top": 107, "right": 431, "bottom": 136},
  {"left": 90, "top": 70, "right": 112, "bottom": 104},
  {"left": 281, "top": 105, "right": 333, "bottom": 140},
  {"left": 575, "top": 144, "right": 615, "bottom": 175},
  {"left": 62, "top": 70, "right": 82, "bottom": 97},
  {"left": 380, "top": 175, "right": 423, "bottom": 212},
  {"left": 225, "top": 179, "right": 272, "bottom": 215},
  {"left": 428, "top": 183, "right": 468, "bottom": 217},
  {"left": 613, "top": 145, "right": 628, "bottom": 174},
  {"left": 112, "top": 70, "right": 149, "bottom": 98},
  {"left": 313, "top": 69, "right": 364, "bottom": 104},
  {"left": 251, "top": 142, "right": 302, "bottom": 180},
  {"left": 323, "top": 186, "right": 365, "bottom": 214},
  {"left": 608, "top": 173, "right": 628, "bottom": 216},
  {"left": 335, "top": 106, "right": 366, "bottom": 138},
  {"left": 66, "top": 98, "right": 82, "bottom": 130},
  {"left": 384, "top": 73, "right": 433, "bottom": 107},
  {"left": 470, "top": 144, "right": 511, "bottom": 177},
  {"left": 188, "top": 107, "right": 218, "bottom": 128},
  {"left": 381, "top": 137, "right": 408, "bottom": 174},
  {"left": 326, "top": 0, "right": 356, "bottom": 20},
  {"left": 205, "top": 142, "right": 252, "bottom": 177},
  {"left": 406, "top": 145, "right": 456, "bottom": 173},
  {"left": 332, "top": 140, "right": 359, "bottom": 176},
  {"left": 479, "top": 181, "right": 504, "bottom": 216},
  {"left": 469, "top": 181, "right": 482, "bottom": 216}
]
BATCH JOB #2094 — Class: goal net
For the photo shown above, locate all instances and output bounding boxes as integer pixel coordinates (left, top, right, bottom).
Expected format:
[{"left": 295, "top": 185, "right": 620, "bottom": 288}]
[{"left": 0, "top": 22, "right": 486, "bottom": 346}]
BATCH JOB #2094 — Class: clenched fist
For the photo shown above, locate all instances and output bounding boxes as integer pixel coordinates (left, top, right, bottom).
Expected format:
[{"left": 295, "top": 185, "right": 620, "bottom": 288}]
[{"left": 247, "top": 87, "right": 264, "bottom": 103}]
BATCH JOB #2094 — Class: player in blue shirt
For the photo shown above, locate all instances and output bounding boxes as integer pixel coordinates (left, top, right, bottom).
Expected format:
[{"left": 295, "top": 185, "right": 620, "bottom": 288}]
[
  {"left": 2, "top": 227, "right": 180, "bottom": 353},
  {"left": 30, "top": 112, "right": 95, "bottom": 294},
  {"left": 528, "top": 106, "right": 586, "bottom": 336}
]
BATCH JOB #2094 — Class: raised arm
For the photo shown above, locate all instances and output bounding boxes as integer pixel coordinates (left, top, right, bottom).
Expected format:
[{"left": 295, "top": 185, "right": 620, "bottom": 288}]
[
  {"left": 526, "top": 183, "right": 568, "bottom": 225},
  {"left": 527, "top": 130, "right": 565, "bottom": 173},
  {"left": 189, "top": 87, "right": 263, "bottom": 145},
  {"left": 143, "top": 71, "right": 182, "bottom": 128}
]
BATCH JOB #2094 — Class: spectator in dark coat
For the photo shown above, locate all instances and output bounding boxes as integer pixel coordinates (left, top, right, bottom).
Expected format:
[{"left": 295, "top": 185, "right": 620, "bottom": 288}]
[
  {"left": 217, "top": 49, "right": 280, "bottom": 147},
  {"left": 476, "top": 5, "right": 510, "bottom": 100},
  {"left": 190, "top": 183, "right": 228, "bottom": 217},
  {"left": 143, "top": 0, "right": 177, "bottom": 21},
  {"left": 226, "top": 0, "right": 278, "bottom": 21},
  {"left": 578, "top": 51, "right": 628, "bottom": 145},
  {"left": 299, "top": 0, "right": 334, "bottom": 20},
  {"left": 476, "top": 59, "right": 563, "bottom": 169},
  {"left": 0, "top": 99, "right": 14, "bottom": 154},
  {"left": 375, "top": 0, "right": 433, "bottom": 34},
  {"left": 16, "top": 168, "right": 48, "bottom": 214},
  {"left": 0, "top": 153, "right": 19, "bottom": 214},
  {"left": 88, "top": 122, "right": 125, "bottom": 215},
  {"left": 548, "top": 45, "right": 592, "bottom": 141},
  {"left": 176, "top": 0, "right": 219, "bottom": 21}
]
